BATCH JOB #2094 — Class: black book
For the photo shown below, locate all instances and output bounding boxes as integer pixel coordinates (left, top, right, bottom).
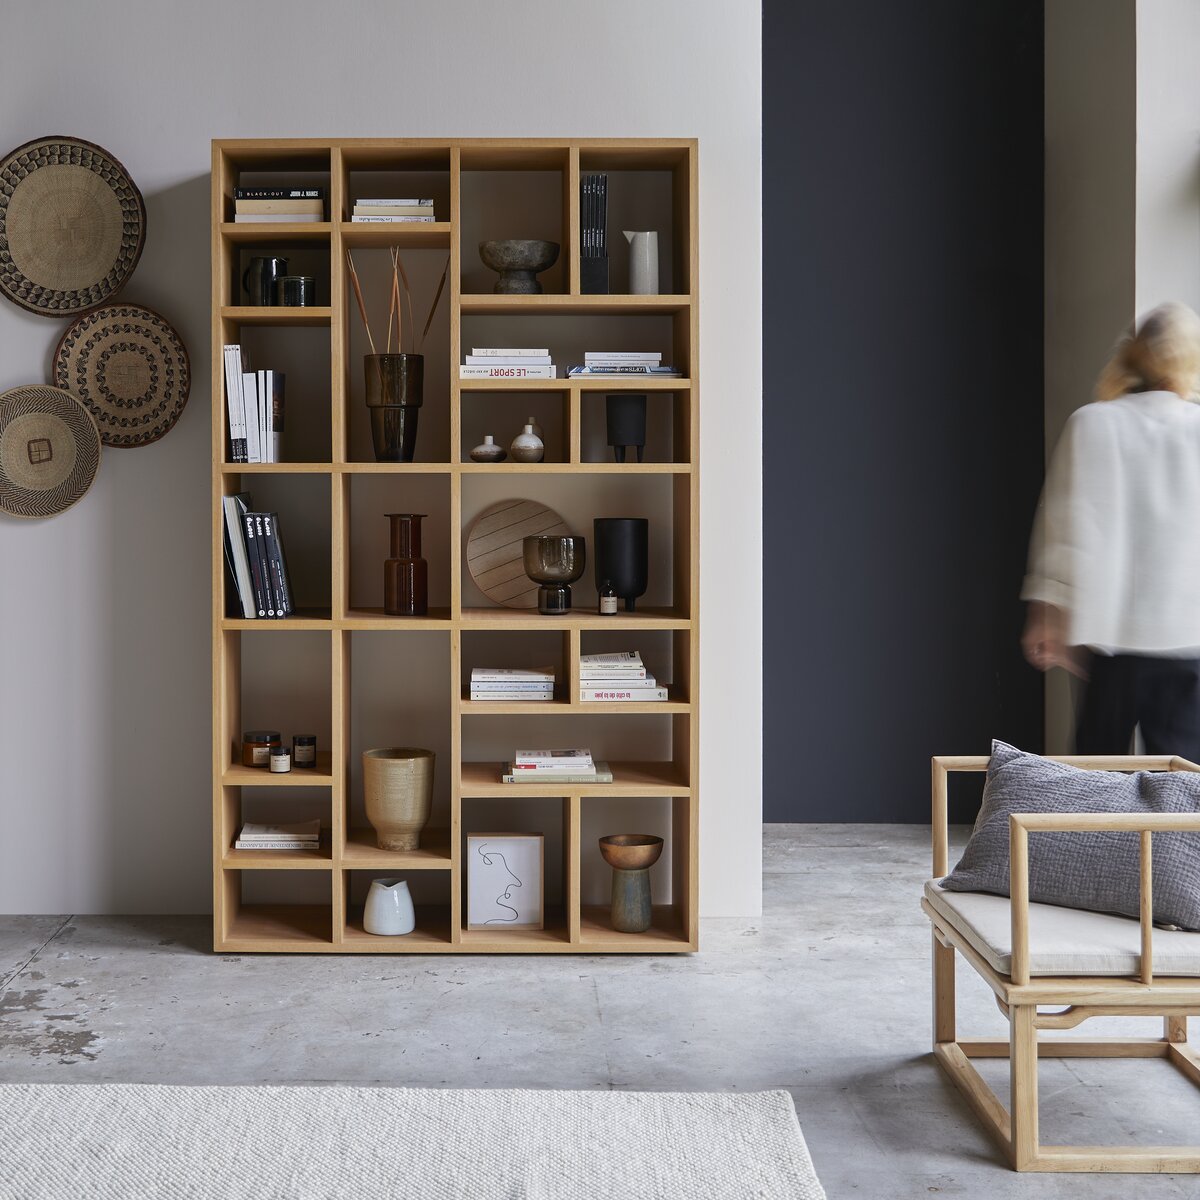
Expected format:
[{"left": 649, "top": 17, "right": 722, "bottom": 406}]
[
  {"left": 233, "top": 187, "right": 325, "bottom": 200},
  {"left": 598, "top": 174, "right": 608, "bottom": 258},
  {"left": 581, "top": 175, "right": 591, "bottom": 257},
  {"left": 242, "top": 513, "right": 269, "bottom": 618},
  {"left": 253, "top": 514, "right": 279, "bottom": 617},
  {"left": 261, "top": 512, "right": 294, "bottom": 617}
]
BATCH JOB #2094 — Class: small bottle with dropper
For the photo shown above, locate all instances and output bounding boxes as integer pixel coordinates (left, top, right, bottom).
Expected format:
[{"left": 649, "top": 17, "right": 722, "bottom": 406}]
[{"left": 599, "top": 579, "right": 618, "bottom": 615}]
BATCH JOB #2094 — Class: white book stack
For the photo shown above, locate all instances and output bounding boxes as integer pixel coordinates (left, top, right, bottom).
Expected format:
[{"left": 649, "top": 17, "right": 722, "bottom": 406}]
[
  {"left": 235, "top": 819, "right": 321, "bottom": 851},
  {"left": 470, "top": 666, "right": 555, "bottom": 701},
  {"left": 350, "top": 198, "right": 436, "bottom": 223},
  {"left": 461, "top": 348, "right": 557, "bottom": 380},
  {"left": 503, "top": 748, "right": 613, "bottom": 785},
  {"left": 579, "top": 650, "right": 668, "bottom": 702}
]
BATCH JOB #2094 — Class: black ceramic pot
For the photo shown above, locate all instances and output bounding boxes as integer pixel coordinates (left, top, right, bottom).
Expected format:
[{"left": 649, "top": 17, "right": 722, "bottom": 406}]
[
  {"left": 606, "top": 393, "right": 647, "bottom": 463},
  {"left": 593, "top": 518, "right": 648, "bottom": 612}
]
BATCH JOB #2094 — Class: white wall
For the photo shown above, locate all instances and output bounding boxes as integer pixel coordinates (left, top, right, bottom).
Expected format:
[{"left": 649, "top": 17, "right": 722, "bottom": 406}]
[{"left": 0, "top": 0, "right": 763, "bottom": 917}]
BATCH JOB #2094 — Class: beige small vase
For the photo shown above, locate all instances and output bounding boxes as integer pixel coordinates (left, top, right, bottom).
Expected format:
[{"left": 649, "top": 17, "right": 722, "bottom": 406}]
[{"left": 362, "top": 748, "right": 435, "bottom": 851}]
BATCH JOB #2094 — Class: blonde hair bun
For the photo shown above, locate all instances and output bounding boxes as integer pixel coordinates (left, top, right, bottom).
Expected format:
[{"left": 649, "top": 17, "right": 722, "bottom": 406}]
[{"left": 1096, "top": 302, "right": 1200, "bottom": 401}]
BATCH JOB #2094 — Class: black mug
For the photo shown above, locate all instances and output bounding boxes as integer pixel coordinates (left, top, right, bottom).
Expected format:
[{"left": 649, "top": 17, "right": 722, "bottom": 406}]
[
  {"left": 242, "top": 256, "right": 289, "bottom": 306},
  {"left": 275, "top": 275, "right": 316, "bottom": 307}
]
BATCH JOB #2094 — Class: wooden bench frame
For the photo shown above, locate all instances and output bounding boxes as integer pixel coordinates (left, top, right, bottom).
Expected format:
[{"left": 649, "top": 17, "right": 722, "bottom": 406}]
[{"left": 926, "top": 754, "right": 1200, "bottom": 1173}]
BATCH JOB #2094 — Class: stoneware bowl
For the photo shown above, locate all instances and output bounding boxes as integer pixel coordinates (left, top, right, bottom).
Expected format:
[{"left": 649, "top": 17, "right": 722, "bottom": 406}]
[
  {"left": 478, "top": 239, "right": 561, "bottom": 294},
  {"left": 599, "top": 834, "right": 664, "bottom": 871}
]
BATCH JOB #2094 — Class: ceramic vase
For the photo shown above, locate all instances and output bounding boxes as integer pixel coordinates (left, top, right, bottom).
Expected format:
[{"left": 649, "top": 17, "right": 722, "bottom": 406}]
[
  {"left": 593, "top": 517, "right": 649, "bottom": 611},
  {"left": 598, "top": 835, "right": 664, "bottom": 934},
  {"left": 365, "top": 354, "right": 423, "bottom": 462},
  {"left": 469, "top": 435, "right": 507, "bottom": 463},
  {"left": 606, "top": 393, "right": 647, "bottom": 463},
  {"left": 363, "top": 878, "right": 416, "bottom": 935},
  {"left": 362, "top": 748, "right": 435, "bottom": 851},
  {"left": 510, "top": 423, "right": 545, "bottom": 463},
  {"left": 623, "top": 231, "right": 659, "bottom": 295},
  {"left": 383, "top": 513, "right": 428, "bottom": 616}
]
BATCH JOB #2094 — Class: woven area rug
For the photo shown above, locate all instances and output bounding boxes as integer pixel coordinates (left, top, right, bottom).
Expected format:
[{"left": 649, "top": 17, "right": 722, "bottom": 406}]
[{"left": 0, "top": 1084, "right": 825, "bottom": 1199}]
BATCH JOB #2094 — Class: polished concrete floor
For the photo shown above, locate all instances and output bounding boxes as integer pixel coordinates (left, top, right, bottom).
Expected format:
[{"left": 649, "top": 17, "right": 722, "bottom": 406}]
[{"left": 2, "top": 826, "right": 1199, "bottom": 1198}]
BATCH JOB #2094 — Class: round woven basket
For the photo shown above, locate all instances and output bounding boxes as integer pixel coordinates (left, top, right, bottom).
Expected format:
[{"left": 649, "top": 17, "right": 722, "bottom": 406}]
[
  {"left": 0, "top": 136, "right": 146, "bottom": 316},
  {"left": 0, "top": 385, "right": 100, "bottom": 518},
  {"left": 53, "top": 304, "right": 190, "bottom": 447}
]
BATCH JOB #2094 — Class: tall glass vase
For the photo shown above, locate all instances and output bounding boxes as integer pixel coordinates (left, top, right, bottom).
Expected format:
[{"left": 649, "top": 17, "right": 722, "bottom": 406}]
[
  {"left": 365, "top": 353, "right": 423, "bottom": 462},
  {"left": 384, "top": 513, "right": 428, "bottom": 616}
]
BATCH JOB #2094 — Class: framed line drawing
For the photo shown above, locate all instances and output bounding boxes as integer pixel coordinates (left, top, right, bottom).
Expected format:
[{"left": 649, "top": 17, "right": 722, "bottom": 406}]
[{"left": 467, "top": 833, "right": 544, "bottom": 930}]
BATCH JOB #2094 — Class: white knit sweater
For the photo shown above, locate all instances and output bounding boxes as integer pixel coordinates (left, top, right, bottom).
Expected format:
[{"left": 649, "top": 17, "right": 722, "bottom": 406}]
[{"left": 1022, "top": 390, "right": 1200, "bottom": 654}]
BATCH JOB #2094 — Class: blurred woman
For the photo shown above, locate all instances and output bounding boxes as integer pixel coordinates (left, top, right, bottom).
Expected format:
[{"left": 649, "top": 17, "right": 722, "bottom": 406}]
[{"left": 1022, "top": 302, "right": 1200, "bottom": 759}]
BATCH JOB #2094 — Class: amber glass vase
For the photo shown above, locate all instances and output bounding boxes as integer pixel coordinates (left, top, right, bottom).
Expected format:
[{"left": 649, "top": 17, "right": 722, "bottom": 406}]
[{"left": 383, "top": 513, "right": 428, "bottom": 616}]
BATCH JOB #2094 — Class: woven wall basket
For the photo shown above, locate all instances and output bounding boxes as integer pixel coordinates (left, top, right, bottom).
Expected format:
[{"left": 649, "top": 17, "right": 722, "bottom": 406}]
[
  {"left": 0, "top": 385, "right": 100, "bottom": 518},
  {"left": 466, "top": 499, "right": 569, "bottom": 609},
  {"left": 53, "top": 304, "right": 190, "bottom": 447},
  {"left": 0, "top": 136, "right": 146, "bottom": 316}
]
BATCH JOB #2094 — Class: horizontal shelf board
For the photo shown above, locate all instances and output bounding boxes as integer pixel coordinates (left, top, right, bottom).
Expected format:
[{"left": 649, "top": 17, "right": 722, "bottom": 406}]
[
  {"left": 220, "top": 306, "right": 332, "bottom": 327},
  {"left": 459, "top": 687, "right": 689, "bottom": 714},
  {"left": 343, "top": 905, "right": 452, "bottom": 947},
  {"left": 459, "top": 294, "right": 691, "bottom": 315},
  {"left": 460, "top": 907, "right": 570, "bottom": 947},
  {"left": 460, "top": 760, "right": 689, "bottom": 796},
  {"left": 339, "top": 222, "right": 451, "bottom": 249},
  {"left": 219, "top": 462, "right": 334, "bottom": 474},
  {"left": 343, "top": 827, "right": 452, "bottom": 868},
  {"left": 458, "top": 379, "right": 569, "bottom": 393},
  {"left": 337, "top": 462, "right": 454, "bottom": 474},
  {"left": 579, "top": 905, "right": 691, "bottom": 950},
  {"left": 459, "top": 378, "right": 690, "bottom": 393},
  {"left": 221, "top": 608, "right": 332, "bottom": 630},
  {"left": 459, "top": 606, "right": 690, "bottom": 630},
  {"left": 224, "top": 904, "right": 332, "bottom": 948},
  {"left": 222, "top": 751, "right": 334, "bottom": 787},
  {"left": 219, "top": 222, "right": 332, "bottom": 244},
  {"left": 222, "top": 838, "right": 333, "bottom": 869},
  {"left": 458, "top": 462, "right": 690, "bottom": 474},
  {"left": 342, "top": 607, "right": 453, "bottom": 629}
]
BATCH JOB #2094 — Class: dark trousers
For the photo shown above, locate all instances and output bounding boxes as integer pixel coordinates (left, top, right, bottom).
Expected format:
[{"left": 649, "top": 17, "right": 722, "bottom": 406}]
[{"left": 1076, "top": 653, "right": 1200, "bottom": 762}]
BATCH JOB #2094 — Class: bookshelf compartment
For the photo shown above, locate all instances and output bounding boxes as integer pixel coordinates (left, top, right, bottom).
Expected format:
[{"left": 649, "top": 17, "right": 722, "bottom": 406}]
[
  {"left": 223, "top": 869, "right": 334, "bottom": 949},
  {"left": 459, "top": 795, "right": 571, "bottom": 945},
  {"left": 344, "top": 246, "right": 452, "bottom": 464},
  {"left": 342, "top": 870, "right": 452, "bottom": 946},
  {"left": 579, "top": 388, "right": 690, "bottom": 466},
  {"left": 342, "top": 147, "right": 451, "bottom": 224},
  {"left": 218, "top": 148, "right": 331, "bottom": 226},
  {"left": 460, "top": 629, "right": 568, "bottom": 708},
  {"left": 227, "top": 243, "right": 331, "bottom": 308},
  {"left": 578, "top": 629, "right": 692, "bottom": 708},
  {"left": 459, "top": 156, "right": 569, "bottom": 296},
  {"left": 346, "top": 630, "right": 453, "bottom": 845},
  {"left": 459, "top": 390, "right": 568, "bottom": 466},
  {"left": 345, "top": 474, "right": 451, "bottom": 620},
  {"left": 221, "top": 784, "right": 333, "bottom": 868},
  {"left": 239, "top": 631, "right": 333, "bottom": 771},
  {"left": 226, "top": 325, "right": 333, "bottom": 464},
  {"left": 460, "top": 473, "right": 678, "bottom": 614}
]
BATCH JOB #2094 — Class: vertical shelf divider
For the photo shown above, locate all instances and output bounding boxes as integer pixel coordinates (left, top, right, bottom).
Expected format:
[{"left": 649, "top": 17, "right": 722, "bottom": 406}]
[
  {"left": 567, "top": 383, "right": 582, "bottom": 464},
  {"left": 566, "top": 147, "right": 581, "bottom": 295},
  {"left": 332, "top": 628, "right": 350, "bottom": 943},
  {"left": 449, "top": 146, "right": 464, "bottom": 944},
  {"left": 566, "top": 794, "right": 582, "bottom": 942}
]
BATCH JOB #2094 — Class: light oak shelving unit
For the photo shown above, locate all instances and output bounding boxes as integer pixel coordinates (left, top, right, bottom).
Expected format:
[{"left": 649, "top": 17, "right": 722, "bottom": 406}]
[{"left": 211, "top": 138, "right": 698, "bottom": 953}]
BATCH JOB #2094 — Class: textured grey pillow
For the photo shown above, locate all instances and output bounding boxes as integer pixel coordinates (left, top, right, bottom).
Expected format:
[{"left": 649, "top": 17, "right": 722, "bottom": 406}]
[{"left": 941, "top": 741, "right": 1200, "bottom": 930}]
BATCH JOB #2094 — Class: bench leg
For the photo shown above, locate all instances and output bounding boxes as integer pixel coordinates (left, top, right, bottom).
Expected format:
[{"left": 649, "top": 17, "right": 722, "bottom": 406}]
[
  {"left": 1167, "top": 1016, "right": 1189, "bottom": 1044},
  {"left": 1010, "top": 1005, "right": 1039, "bottom": 1170},
  {"left": 934, "top": 933, "right": 956, "bottom": 1044}
]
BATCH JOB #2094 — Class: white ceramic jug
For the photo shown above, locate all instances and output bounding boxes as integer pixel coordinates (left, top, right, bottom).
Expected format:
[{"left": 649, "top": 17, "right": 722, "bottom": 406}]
[
  {"left": 623, "top": 230, "right": 659, "bottom": 295},
  {"left": 363, "top": 877, "right": 416, "bottom": 935}
]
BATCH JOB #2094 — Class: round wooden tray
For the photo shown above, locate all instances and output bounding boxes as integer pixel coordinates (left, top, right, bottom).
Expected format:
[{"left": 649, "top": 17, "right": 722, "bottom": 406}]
[
  {"left": 466, "top": 499, "right": 569, "bottom": 608},
  {"left": 0, "top": 385, "right": 101, "bottom": 518},
  {"left": 0, "top": 136, "right": 146, "bottom": 316},
  {"left": 54, "top": 304, "right": 190, "bottom": 447}
]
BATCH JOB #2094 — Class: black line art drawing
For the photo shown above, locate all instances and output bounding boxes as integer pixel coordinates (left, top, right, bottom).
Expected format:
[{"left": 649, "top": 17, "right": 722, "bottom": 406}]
[{"left": 478, "top": 840, "right": 523, "bottom": 924}]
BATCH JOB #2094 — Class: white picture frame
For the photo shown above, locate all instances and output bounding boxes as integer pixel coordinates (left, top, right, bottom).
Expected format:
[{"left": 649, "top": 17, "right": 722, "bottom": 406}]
[{"left": 466, "top": 833, "right": 544, "bottom": 930}]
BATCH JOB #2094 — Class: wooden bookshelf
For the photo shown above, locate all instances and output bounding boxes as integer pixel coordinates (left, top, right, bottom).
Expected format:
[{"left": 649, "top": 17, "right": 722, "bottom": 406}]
[{"left": 211, "top": 138, "right": 698, "bottom": 953}]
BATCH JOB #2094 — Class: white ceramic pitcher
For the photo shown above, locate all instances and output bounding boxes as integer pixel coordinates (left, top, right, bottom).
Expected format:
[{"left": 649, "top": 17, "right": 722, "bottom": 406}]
[
  {"left": 623, "top": 230, "right": 659, "bottom": 295},
  {"left": 363, "top": 877, "right": 416, "bottom": 935}
]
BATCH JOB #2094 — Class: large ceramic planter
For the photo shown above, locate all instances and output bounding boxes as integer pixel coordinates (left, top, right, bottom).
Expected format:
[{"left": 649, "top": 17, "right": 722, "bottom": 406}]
[{"left": 362, "top": 747, "right": 434, "bottom": 851}]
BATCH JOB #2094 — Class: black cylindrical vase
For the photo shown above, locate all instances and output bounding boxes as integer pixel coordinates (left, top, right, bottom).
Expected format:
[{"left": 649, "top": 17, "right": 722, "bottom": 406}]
[
  {"left": 593, "top": 518, "right": 648, "bottom": 612},
  {"left": 606, "top": 393, "right": 647, "bottom": 464}
]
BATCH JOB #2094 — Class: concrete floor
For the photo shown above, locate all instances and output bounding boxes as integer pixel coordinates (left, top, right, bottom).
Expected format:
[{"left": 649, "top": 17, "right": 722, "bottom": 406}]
[{"left": 2, "top": 826, "right": 1199, "bottom": 1198}]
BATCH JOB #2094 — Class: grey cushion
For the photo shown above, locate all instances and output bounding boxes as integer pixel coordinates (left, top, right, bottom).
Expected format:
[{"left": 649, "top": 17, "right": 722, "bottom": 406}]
[{"left": 941, "top": 741, "right": 1200, "bottom": 931}]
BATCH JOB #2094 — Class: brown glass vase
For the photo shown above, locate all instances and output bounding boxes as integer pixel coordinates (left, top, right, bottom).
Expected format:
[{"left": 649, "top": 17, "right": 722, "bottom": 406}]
[{"left": 384, "top": 513, "right": 428, "bottom": 616}]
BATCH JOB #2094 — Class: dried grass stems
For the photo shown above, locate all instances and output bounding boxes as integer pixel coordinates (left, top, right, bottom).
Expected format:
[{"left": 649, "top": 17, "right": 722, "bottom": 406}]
[{"left": 346, "top": 249, "right": 450, "bottom": 358}]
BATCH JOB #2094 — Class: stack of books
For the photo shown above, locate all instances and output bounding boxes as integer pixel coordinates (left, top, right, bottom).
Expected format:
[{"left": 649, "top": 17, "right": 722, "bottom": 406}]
[
  {"left": 222, "top": 492, "right": 295, "bottom": 620},
  {"left": 460, "top": 348, "right": 557, "bottom": 380},
  {"left": 580, "top": 174, "right": 609, "bottom": 294},
  {"left": 567, "top": 352, "right": 680, "bottom": 378},
  {"left": 235, "top": 820, "right": 320, "bottom": 851},
  {"left": 470, "top": 666, "right": 555, "bottom": 701},
  {"left": 233, "top": 187, "right": 324, "bottom": 224},
  {"left": 579, "top": 650, "right": 667, "bottom": 702},
  {"left": 223, "top": 344, "right": 284, "bottom": 463},
  {"left": 350, "top": 198, "right": 436, "bottom": 223},
  {"left": 502, "top": 749, "right": 613, "bottom": 784}
]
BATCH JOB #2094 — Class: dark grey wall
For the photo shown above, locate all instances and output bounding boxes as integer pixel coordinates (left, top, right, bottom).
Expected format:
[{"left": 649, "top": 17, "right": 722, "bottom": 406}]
[{"left": 763, "top": 0, "right": 1046, "bottom": 822}]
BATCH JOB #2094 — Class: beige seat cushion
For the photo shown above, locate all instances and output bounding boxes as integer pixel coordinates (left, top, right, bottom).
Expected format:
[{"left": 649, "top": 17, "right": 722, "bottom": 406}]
[{"left": 924, "top": 879, "right": 1200, "bottom": 977}]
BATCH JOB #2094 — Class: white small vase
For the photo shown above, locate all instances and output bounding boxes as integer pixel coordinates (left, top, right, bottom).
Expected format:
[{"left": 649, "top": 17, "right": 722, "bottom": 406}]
[
  {"left": 525, "top": 415, "right": 544, "bottom": 440},
  {"left": 470, "top": 434, "right": 507, "bottom": 463},
  {"left": 363, "top": 877, "right": 415, "bottom": 935},
  {"left": 623, "top": 230, "right": 659, "bottom": 295},
  {"left": 510, "top": 423, "right": 545, "bottom": 463}
]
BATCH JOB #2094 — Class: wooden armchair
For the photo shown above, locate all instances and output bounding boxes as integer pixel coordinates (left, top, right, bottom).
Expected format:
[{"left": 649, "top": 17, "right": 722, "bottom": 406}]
[{"left": 924, "top": 755, "right": 1200, "bottom": 1173}]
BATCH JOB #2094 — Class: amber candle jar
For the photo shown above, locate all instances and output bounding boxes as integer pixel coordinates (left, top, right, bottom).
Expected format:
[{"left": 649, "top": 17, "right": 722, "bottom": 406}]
[
  {"left": 383, "top": 513, "right": 428, "bottom": 616},
  {"left": 242, "top": 730, "right": 281, "bottom": 768}
]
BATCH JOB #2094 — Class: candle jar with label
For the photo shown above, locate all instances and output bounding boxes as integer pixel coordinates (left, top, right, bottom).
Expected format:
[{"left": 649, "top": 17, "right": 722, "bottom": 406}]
[
  {"left": 293, "top": 735, "right": 317, "bottom": 769},
  {"left": 242, "top": 730, "right": 281, "bottom": 768},
  {"left": 270, "top": 745, "right": 292, "bottom": 773}
]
